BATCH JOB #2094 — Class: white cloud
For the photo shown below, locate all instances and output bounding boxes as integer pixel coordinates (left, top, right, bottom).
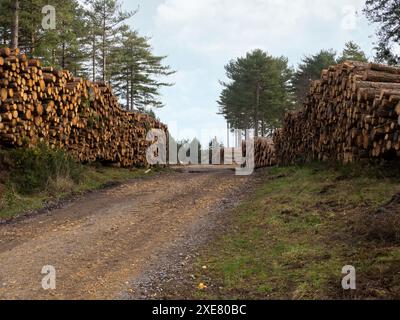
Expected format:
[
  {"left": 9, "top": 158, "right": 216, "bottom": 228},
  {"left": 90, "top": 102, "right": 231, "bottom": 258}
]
[
  {"left": 141, "top": 0, "right": 376, "bottom": 145},
  {"left": 155, "top": 0, "right": 368, "bottom": 57}
]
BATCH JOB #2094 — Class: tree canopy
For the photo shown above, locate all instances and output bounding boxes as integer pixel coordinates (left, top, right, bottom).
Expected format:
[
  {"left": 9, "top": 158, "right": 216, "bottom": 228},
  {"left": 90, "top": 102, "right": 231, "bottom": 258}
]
[
  {"left": 364, "top": 0, "right": 400, "bottom": 65},
  {"left": 109, "top": 30, "right": 174, "bottom": 110},
  {"left": 337, "top": 41, "right": 368, "bottom": 63},
  {"left": 293, "top": 42, "right": 368, "bottom": 105},
  {"left": 0, "top": 0, "right": 175, "bottom": 112},
  {"left": 292, "top": 49, "right": 337, "bottom": 105},
  {"left": 218, "top": 49, "right": 294, "bottom": 137}
]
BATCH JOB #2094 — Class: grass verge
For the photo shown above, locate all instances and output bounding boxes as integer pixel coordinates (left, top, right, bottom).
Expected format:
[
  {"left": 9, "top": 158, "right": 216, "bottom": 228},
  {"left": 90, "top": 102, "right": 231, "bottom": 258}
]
[
  {"left": 188, "top": 162, "right": 400, "bottom": 299},
  {"left": 0, "top": 146, "right": 164, "bottom": 220}
]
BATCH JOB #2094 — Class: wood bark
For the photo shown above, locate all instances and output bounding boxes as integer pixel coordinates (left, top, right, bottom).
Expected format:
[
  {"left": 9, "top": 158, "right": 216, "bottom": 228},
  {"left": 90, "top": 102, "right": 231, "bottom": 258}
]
[
  {"left": 10, "top": 0, "right": 19, "bottom": 50},
  {"left": 0, "top": 47, "right": 168, "bottom": 168},
  {"left": 272, "top": 61, "right": 400, "bottom": 165}
]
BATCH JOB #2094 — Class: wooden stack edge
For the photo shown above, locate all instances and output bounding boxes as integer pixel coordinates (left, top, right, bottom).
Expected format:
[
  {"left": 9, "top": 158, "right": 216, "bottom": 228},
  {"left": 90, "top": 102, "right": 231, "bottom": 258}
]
[
  {"left": 274, "top": 60, "right": 400, "bottom": 165},
  {"left": 0, "top": 47, "right": 167, "bottom": 167},
  {"left": 252, "top": 61, "right": 400, "bottom": 167},
  {"left": 243, "top": 138, "right": 276, "bottom": 168}
]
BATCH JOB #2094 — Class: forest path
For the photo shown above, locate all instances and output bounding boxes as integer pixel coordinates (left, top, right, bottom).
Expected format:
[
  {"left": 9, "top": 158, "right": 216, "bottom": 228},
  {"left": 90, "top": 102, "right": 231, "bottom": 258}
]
[{"left": 0, "top": 168, "right": 254, "bottom": 300}]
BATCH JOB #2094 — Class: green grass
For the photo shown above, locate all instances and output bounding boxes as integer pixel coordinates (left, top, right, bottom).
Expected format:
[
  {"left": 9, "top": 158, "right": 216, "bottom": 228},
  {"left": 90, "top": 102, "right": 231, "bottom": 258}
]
[
  {"left": 0, "top": 146, "right": 164, "bottom": 219},
  {"left": 0, "top": 165, "right": 161, "bottom": 219},
  {"left": 191, "top": 162, "right": 400, "bottom": 300}
]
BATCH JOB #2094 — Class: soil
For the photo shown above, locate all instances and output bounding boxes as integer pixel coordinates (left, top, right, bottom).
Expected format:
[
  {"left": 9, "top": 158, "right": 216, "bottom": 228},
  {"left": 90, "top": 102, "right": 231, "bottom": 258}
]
[{"left": 0, "top": 167, "right": 260, "bottom": 300}]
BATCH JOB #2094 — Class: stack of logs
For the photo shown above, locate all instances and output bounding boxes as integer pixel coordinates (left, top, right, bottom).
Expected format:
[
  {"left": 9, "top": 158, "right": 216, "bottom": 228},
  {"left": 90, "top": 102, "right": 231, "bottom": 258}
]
[
  {"left": 253, "top": 138, "right": 276, "bottom": 168},
  {"left": 273, "top": 61, "right": 400, "bottom": 165},
  {"left": 240, "top": 138, "right": 276, "bottom": 168},
  {"left": 0, "top": 47, "right": 167, "bottom": 167}
]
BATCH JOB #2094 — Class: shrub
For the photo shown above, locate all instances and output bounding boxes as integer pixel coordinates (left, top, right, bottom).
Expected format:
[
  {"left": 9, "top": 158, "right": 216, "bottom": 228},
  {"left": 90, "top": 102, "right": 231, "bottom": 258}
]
[{"left": 8, "top": 144, "right": 84, "bottom": 194}]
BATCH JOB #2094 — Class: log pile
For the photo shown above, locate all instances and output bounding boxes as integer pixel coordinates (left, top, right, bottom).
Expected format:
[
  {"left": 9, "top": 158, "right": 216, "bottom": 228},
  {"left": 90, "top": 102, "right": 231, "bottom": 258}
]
[
  {"left": 254, "top": 138, "right": 276, "bottom": 168},
  {"left": 243, "top": 138, "right": 276, "bottom": 168},
  {"left": 0, "top": 47, "right": 167, "bottom": 167},
  {"left": 274, "top": 61, "right": 400, "bottom": 165}
]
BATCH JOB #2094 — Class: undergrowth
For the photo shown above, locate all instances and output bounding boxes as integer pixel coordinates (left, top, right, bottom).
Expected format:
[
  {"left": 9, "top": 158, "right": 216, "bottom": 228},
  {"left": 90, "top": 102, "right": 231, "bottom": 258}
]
[{"left": 0, "top": 144, "right": 159, "bottom": 219}]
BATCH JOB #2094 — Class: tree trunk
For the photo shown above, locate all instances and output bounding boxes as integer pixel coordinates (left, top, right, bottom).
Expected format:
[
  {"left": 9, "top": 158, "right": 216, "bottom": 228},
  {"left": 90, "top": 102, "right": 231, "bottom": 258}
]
[
  {"left": 61, "top": 42, "right": 66, "bottom": 69},
  {"left": 10, "top": 0, "right": 19, "bottom": 50},
  {"left": 31, "top": 32, "right": 36, "bottom": 55},
  {"left": 227, "top": 122, "right": 230, "bottom": 148},
  {"left": 92, "top": 30, "right": 96, "bottom": 82},
  {"left": 2, "top": 30, "right": 6, "bottom": 45},
  {"left": 102, "top": 5, "right": 106, "bottom": 83},
  {"left": 254, "top": 82, "right": 260, "bottom": 137},
  {"left": 126, "top": 74, "right": 130, "bottom": 110},
  {"left": 261, "top": 120, "right": 265, "bottom": 137},
  {"left": 130, "top": 66, "right": 134, "bottom": 109}
]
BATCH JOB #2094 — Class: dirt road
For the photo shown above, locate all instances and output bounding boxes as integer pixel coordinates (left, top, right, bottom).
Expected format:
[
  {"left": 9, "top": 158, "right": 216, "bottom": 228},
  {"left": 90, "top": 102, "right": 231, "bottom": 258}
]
[{"left": 0, "top": 168, "right": 254, "bottom": 300}]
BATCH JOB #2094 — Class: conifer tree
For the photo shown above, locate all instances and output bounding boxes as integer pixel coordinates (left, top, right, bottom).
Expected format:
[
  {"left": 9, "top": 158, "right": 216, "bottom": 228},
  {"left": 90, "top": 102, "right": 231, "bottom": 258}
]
[
  {"left": 218, "top": 50, "right": 294, "bottom": 137},
  {"left": 337, "top": 41, "right": 368, "bottom": 63},
  {"left": 85, "top": 0, "right": 135, "bottom": 82},
  {"left": 364, "top": 0, "right": 400, "bottom": 65},
  {"left": 110, "top": 30, "right": 175, "bottom": 111},
  {"left": 292, "top": 50, "right": 336, "bottom": 105},
  {"left": 0, "top": 0, "right": 175, "bottom": 111}
]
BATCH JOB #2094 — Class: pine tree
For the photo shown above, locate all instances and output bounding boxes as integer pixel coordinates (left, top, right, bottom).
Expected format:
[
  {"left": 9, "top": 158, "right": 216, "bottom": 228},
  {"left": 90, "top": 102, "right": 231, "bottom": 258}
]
[
  {"left": 364, "top": 0, "right": 400, "bottom": 65},
  {"left": 85, "top": 0, "right": 135, "bottom": 83},
  {"left": 109, "top": 29, "right": 175, "bottom": 111},
  {"left": 83, "top": 8, "right": 101, "bottom": 81},
  {"left": 51, "top": 0, "right": 87, "bottom": 72},
  {"left": 10, "top": 0, "right": 19, "bottom": 49},
  {"left": 1, "top": 0, "right": 50, "bottom": 54},
  {"left": 218, "top": 50, "right": 294, "bottom": 137},
  {"left": 337, "top": 41, "right": 368, "bottom": 63},
  {"left": 0, "top": 0, "right": 87, "bottom": 72},
  {"left": 292, "top": 50, "right": 336, "bottom": 105},
  {"left": 0, "top": 0, "right": 11, "bottom": 46},
  {"left": 0, "top": 0, "right": 176, "bottom": 111}
]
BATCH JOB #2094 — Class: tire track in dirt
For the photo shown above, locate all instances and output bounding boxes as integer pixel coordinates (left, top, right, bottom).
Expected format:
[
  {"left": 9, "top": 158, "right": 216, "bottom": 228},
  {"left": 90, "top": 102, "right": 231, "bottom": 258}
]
[{"left": 0, "top": 169, "right": 254, "bottom": 300}]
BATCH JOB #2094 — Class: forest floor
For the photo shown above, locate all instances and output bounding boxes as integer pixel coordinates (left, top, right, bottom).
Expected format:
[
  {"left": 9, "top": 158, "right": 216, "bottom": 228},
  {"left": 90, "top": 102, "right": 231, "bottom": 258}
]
[
  {"left": 1, "top": 163, "right": 400, "bottom": 299},
  {"left": 144, "top": 163, "right": 400, "bottom": 300}
]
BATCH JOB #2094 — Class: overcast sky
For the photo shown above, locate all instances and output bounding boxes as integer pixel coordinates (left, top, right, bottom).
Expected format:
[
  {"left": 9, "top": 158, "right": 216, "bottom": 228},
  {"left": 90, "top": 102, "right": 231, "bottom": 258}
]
[{"left": 122, "top": 0, "right": 377, "bottom": 146}]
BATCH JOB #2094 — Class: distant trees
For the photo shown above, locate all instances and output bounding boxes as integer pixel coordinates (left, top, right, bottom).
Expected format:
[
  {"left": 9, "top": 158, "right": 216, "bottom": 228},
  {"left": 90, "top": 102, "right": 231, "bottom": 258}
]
[
  {"left": 364, "top": 0, "right": 400, "bottom": 65},
  {"left": 292, "top": 49, "right": 337, "bottom": 105},
  {"left": 337, "top": 41, "right": 368, "bottom": 64},
  {"left": 1, "top": 0, "right": 90, "bottom": 70},
  {"left": 9, "top": 0, "right": 86, "bottom": 70},
  {"left": 293, "top": 42, "right": 368, "bottom": 104},
  {"left": 220, "top": 42, "right": 370, "bottom": 133},
  {"left": 10, "top": 0, "right": 18, "bottom": 49},
  {"left": 0, "top": 0, "right": 174, "bottom": 112},
  {"left": 218, "top": 49, "right": 294, "bottom": 137},
  {"left": 85, "top": 0, "right": 135, "bottom": 82},
  {"left": 50, "top": 0, "right": 87, "bottom": 72},
  {"left": 109, "top": 30, "right": 174, "bottom": 111}
]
